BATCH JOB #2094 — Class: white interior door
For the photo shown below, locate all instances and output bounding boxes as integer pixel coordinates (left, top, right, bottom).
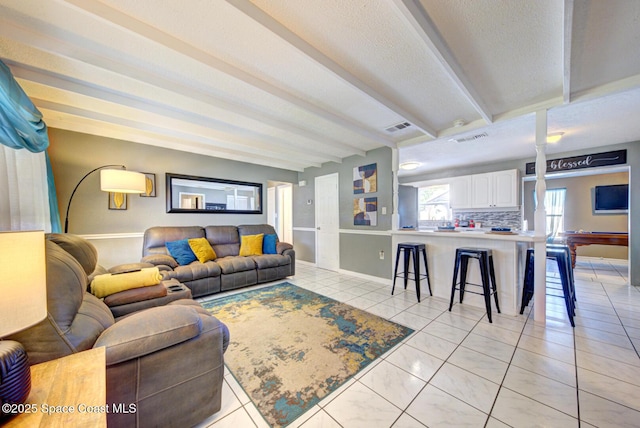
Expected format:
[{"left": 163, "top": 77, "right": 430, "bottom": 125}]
[
  {"left": 315, "top": 173, "right": 339, "bottom": 271},
  {"left": 277, "top": 184, "right": 293, "bottom": 244}
]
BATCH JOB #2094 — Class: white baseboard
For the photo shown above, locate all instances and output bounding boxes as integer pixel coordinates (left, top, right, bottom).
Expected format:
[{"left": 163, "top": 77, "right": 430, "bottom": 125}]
[
  {"left": 296, "top": 259, "right": 389, "bottom": 284},
  {"left": 338, "top": 269, "right": 389, "bottom": 284}
]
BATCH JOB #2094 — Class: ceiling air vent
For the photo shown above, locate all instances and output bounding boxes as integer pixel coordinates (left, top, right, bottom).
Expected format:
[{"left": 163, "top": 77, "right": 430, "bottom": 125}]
[
  {"left": 448, "top": 132, "right": 488, "bottom": 143},
  {"left": 385, "top": 121, "right": 412, "bottom": 133}
]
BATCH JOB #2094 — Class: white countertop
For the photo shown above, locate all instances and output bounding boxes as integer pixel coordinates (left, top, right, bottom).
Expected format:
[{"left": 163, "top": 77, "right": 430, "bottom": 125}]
[{"left": 392, "top": 229, "right": 546, "bottom": 243}]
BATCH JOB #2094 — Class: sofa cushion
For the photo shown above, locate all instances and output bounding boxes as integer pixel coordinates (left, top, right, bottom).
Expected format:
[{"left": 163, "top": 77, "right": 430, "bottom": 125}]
[
  {"left": 173, "top": 261, "right": 222, "bottom": 282},
  {"left": 251, "top": 254, "right": 291, "bottom": 269},
  {"left": 188, "top": 237, "right": 217, "bottom": 263},
  {"left": 142, "top": 226, "right": 205, "bottom": 256},
  {"left": 238, "top": 224, "right": 277, "bottom": 238},
  {"left": 205, "top": 226, "right": 240, "bottom": 258},
  {"left": 166, "top": 239, "right": 197, "bottom": 265},
  {"left": 95, "top": 305, "right": 203, "bottom": 365},
  {"left": 216, "top": 256, "right": 256, "bottom": 274},
  {"left": 263, "top": 234, "right": 278, "bottom": 254},
  {"left": 46, "top": 233, "right": 99, "bottom": 276},
  {"left": 239, "top": 234, "right": 263, "bottom": 256}
]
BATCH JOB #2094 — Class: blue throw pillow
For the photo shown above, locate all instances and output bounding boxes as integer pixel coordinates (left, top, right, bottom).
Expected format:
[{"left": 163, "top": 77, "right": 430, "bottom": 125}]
[
  {"left": 263, "top": 234, "right": 278, "bottom": 254},
  {"left": 166, "top": 239, "right": 197, "bottom": 265}
]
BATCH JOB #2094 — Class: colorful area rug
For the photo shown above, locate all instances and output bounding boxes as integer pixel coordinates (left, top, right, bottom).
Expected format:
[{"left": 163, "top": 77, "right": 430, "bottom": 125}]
[{"left": 202, "top": 282, "right": 413, "bottom": 427}]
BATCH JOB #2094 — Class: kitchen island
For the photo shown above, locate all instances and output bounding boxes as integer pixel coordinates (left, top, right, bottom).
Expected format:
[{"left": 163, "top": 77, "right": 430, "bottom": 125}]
[{"left": 392, "top": 229, "right": 547, "bottom": 316}]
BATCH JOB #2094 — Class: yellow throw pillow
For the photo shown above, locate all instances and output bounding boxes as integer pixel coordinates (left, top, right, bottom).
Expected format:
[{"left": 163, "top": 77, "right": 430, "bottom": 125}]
[
  {"left": 188, "top": 237, "right": 217, "bottom": 263},
  {"left": 239, "top": 234, "right": 264, "bottom": 256}
]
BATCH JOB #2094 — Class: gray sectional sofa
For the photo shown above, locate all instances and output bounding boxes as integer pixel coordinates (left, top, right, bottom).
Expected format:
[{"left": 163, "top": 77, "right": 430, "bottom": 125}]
[{"left": 141, "top": 224, "right": 295, "bottom": 298}]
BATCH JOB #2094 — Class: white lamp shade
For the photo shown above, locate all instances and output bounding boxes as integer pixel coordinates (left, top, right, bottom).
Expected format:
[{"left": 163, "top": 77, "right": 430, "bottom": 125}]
[
  {"left": 100, "top": 169, "right": 146, "bottom": 193},
  {"left": 0, "top": 231, "right": 47, "bottom": 337}
]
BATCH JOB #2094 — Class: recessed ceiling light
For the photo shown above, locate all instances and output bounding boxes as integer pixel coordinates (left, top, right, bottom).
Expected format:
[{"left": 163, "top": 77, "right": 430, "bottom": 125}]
[
  {"left": 547, "top": 132, "right": 564, "bottom": 143},
  {"left": 399, "top": 161, "right": 421, "bottom": 170}
]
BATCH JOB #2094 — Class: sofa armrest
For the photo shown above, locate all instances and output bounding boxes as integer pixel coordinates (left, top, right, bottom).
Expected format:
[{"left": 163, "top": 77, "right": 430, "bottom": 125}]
[
  {"left": 94, "top": 305, "right": 203, "bottom": 365},
  {"left": 108, "top": 262, "right": 154, "bottom": 274},
  {"left": 141, "top": 254, "right": 178, "bottom": 269},
  {"left": 277, "top": 241, "right": 293, "bottom": 254}
]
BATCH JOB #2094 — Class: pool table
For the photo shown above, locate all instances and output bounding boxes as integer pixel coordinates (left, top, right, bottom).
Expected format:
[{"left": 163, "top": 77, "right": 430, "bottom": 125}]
[{"left": 560, "top": 231, "right": 628, "bottom": 268}]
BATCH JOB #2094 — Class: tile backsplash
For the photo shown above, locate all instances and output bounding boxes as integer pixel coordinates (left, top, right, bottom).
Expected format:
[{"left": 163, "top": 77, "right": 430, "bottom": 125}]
[{"left": 419, "top": 210, "right": 522, "bottom": 230}]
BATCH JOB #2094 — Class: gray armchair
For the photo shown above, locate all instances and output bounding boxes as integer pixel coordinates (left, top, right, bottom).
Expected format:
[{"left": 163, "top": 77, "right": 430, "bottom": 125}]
[{"left": 8, "top": 234, "right": 229, "bottom": 427}]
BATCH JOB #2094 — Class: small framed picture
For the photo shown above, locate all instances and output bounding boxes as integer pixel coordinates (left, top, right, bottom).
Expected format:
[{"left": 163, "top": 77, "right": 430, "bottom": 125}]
[
  {"left": 108, "top": 192, "right": 127, "bottom": 210},
  {"left": 140, "top": 173, "right": 156, "bottom": 197}
]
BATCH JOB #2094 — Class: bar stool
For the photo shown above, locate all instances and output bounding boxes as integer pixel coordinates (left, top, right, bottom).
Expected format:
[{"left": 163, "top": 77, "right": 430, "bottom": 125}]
[
  {"left": 449, "top": 247, "right": 500, "bottom": 323},
  {"left": 547, "top": 243, "right": 576, "bottom": 298},
  {"left": 392, "top": 242, "right": 432, "bottom": 302},
  {"left": 519, "top": 246, "right": 575, "bottom": 327}
]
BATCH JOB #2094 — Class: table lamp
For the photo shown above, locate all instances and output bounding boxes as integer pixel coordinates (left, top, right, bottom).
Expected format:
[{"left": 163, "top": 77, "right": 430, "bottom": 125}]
[{"left": 0, "top": 231, "right": 47, "bottom": 418}]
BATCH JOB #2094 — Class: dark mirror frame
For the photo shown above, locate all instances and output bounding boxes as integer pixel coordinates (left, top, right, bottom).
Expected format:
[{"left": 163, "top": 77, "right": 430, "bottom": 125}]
[{"left": 166, "top": 173, "right": 263, "bottom": 214}]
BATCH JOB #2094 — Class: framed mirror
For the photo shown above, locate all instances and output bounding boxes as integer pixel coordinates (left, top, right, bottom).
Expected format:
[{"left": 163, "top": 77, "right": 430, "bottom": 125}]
[{"left": 166, "top": 173, "right": 262, "bottom": 214}]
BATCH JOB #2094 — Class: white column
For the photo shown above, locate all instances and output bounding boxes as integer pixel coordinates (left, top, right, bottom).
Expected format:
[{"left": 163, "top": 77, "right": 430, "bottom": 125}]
[
  {"left": 392, "top": 147, "right": 400, "bottom": 231},
  {"left": 534, "top": 110, "right": 548, "bottom": 323}
]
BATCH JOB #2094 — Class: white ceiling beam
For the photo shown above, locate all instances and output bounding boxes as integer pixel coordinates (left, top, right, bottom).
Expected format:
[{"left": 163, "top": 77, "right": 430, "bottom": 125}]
[
  {"left": 0, "top": 14, "right": 365, "bottom": 158},
  {"left": 563, "top": 0, "right": 574, "bottom": 104},
  {"left": 42, "top": 112, "right": 309, "bottom": 172},
  {"left": 393, "top": 0, "right": 493, "bottom": 124},
  {"left": 60, "top": 0, "right": 391, "bottom": 148},
  {"left": 34, "top": 98, "right": 326, "bottom": 170},
  {"left": 569, "top": 72, "right": 640, "bottom": 103},
  {"left": 398, "top": 96, "right": 565, "bottom": 148},
  {"left": 10, "top": 63, "right": 343, "bottom": 165},
  {"left": 401, "top": 65, "right": 640, "bottom": 148},
  {"left": 225, "top": 0, "right": 436, "bottom": 141}
]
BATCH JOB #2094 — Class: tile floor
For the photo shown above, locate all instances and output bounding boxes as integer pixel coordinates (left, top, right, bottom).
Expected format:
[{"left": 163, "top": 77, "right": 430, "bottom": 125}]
[{"left": 197, "top": 256, "right": 639, "bottom": 428}]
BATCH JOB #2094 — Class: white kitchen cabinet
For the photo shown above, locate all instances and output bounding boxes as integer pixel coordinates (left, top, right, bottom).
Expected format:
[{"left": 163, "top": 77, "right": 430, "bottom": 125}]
[
  {"left": 450, "top": 175, "right": 473, "bottom": 209},
  {"left": 471, "top": 169, "right": 519, "bottom": 208}
]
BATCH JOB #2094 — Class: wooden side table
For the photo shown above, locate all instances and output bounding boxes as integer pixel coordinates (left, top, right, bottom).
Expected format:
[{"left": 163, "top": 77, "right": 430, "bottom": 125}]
[{"left": 4, "top": 347, "right": 106, "bottom": 428}]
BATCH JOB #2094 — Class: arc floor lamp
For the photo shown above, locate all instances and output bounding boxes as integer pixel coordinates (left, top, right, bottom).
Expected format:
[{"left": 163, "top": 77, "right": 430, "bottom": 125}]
[{"left": 64, "top": 165, "right": 146, "bottom": 233}]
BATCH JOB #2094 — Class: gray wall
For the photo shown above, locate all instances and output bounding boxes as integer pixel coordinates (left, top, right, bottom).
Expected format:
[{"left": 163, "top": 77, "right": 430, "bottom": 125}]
[
  {"left": 48, "top": 128, "right": 298, "bottom": 234},
  {"left": 398, "top": 185, "right": 418, "bottom": 229},
  {"left": 294, "top": 147, "right": 393, "bottom": 278},
  {"left": 523, "top": 171, "right": 629, "bottom": 259},
  {"left": 400, "top": 141, "right": 640, "bottom": 285}
]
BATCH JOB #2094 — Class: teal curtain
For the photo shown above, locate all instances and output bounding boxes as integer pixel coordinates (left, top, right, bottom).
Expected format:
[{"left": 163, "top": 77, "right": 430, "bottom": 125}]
[
  {"left": 45, "top": 151, "right": 62, "bottom": 232},
  {"left": 0, "top": 59, "right": 61, "bottom": 231}
]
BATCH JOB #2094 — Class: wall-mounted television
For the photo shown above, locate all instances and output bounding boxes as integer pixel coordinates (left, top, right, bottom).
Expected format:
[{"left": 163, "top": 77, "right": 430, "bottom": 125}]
[{"left": 594, "top": 184, "right": 629, "bottom": 214}]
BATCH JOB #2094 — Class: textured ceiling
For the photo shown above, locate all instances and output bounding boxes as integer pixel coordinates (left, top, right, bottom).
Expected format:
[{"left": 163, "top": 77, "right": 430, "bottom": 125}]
[{"left": 1, "top": 0, "right": 639, "bottom": 175}]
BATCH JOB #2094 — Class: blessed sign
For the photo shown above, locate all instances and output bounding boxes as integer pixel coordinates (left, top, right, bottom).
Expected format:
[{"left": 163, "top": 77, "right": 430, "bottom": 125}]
[{"left": 525, "top": 149, "right": 627, "bottom": 175}]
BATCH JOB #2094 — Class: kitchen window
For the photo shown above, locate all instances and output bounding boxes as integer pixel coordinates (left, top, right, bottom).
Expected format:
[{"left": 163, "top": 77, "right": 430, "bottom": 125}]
[
  {"left": 418, "top": 184, "right": 451, "bottom": 221},
  {"left": 534, "top": 187, "right": 567, "bottom": 242}
]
